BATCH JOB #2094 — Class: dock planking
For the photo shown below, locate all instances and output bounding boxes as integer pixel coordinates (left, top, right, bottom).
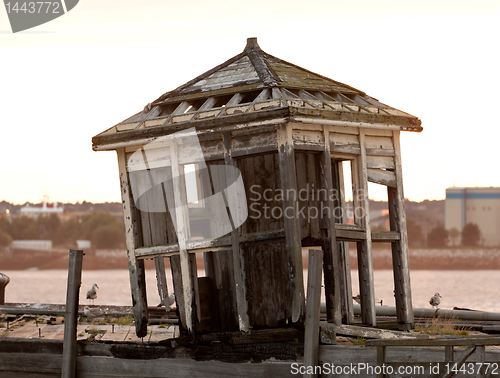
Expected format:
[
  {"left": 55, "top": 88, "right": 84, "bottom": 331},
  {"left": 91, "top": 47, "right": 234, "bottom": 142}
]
[{"left": 1, "top": 319, "right": 178, "bottom": 344}]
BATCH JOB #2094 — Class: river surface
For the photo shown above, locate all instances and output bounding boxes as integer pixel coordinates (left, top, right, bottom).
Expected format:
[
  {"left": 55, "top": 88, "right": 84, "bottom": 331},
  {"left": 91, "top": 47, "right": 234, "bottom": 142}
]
[{"left": 2, "top": 269, "right": 500, "bottom": 312}]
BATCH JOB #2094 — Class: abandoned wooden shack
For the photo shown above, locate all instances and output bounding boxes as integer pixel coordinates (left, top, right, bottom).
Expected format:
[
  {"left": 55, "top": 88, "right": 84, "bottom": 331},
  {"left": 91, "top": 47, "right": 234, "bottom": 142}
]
[{"left": 92, "top": 38, "right": 422, "bottom": 339}]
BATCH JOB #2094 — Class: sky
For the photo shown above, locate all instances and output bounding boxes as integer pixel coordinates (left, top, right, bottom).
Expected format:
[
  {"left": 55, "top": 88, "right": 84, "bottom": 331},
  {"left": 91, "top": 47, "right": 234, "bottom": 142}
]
[{"left": 1, "top": 0, "right": 499, "bottom": 205}]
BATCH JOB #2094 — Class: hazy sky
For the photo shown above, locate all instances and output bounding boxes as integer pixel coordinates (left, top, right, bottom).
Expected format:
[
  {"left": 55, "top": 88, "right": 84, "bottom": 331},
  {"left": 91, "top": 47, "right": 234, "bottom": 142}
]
[{"left": 1, "top": 0, "right": 499, "bottom": 204}]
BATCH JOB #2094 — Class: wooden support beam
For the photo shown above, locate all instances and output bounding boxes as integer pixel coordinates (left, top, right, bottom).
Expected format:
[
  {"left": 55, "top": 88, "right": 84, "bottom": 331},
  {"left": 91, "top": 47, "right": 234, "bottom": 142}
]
[
  {"left": 304, "top": 249, "right": 323, "bottom": 378},
  {"left": 169, "top": 140, "right": 195, "bottom": 334},
  {"left": 476, "top": 345, "right": 485, "bottom": 378},
  {"left": 376, "top": 346, "right": 387, "bottom": 378},
  {"left": 388, "top": 130, "right": 414, "bottom": 329},
  {"left": 154, "top": 257, "right": 169, "bottom": 309},
  {"left": 277, "top": 123, "right": 305, "bottom": 324},
  {"left": 355, "top": 130, "right": 376, "bottom": 327},
  {"left": 117, "top": 148, "right": 148, "bottom": 338},
  {"left": 333, "top": 160, "right": 354, "bottom": 324},
  {"left": 367, "top": 168, "right": 396, "bottom": 188},
  {"left": 222, "top": 132, "right": 250, "bottom": 332},
  {"left": 320, "top": 129, "right": 341, "bottom": 325},
  {"left": 61, "top": 249, "right": 83, "bottom": 378},
  {"left": 169, "top": 256, "right": 187, "bottom": 333},
  {"left": 134, "top": 229, "right": 285, "bottom": 259}
]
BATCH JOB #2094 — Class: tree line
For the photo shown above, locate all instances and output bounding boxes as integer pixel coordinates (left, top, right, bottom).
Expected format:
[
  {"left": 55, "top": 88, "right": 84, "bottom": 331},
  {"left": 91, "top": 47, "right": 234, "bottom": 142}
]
[
  {"left": 0, "top": 212, "right": 125, "bottom": 249},
  {"left": 407, "top": 220, "right": 482, "bottom": 248}
]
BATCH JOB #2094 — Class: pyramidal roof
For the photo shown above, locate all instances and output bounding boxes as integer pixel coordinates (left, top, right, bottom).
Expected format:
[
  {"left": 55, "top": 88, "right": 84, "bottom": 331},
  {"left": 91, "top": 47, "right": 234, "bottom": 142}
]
[
  {"left": 154, "top": 38, "right": 362, "bottom": 101},
  {"left": 93, "top": 38, "right": 421, "bottom": 149}
]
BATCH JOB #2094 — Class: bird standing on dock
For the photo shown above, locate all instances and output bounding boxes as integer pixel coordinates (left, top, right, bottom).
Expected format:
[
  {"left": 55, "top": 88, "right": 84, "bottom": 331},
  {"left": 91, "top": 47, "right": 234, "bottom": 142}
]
[
  {"left": 429, "top": 293, "right": 442, "bottom": 309},
  {"left": 157, "top": 293, "right": 176, "bottom": 309},
  {"left": 84, "top": 306, "right": 106, "bottom": 318},
  {"left": 86, "top": 283, "right": 99, "bottom": 305}
]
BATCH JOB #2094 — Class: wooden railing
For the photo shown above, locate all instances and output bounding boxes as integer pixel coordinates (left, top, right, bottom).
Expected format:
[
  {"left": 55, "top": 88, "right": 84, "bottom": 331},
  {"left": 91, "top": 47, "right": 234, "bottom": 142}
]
[{"left": 365, "top": 336, "right": 500, "bottom": 378}]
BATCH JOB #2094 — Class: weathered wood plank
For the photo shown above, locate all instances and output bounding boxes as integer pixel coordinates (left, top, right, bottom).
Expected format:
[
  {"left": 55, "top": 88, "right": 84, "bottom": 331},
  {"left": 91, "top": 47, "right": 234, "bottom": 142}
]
[
  {"left": 321, "top": 323, "right": 419, "bottom": 340},
  {"left": 304, "top": 249, "right": 323, "bottom": 378},
  {"left": 292, "top": 129, "right": 324, "bottom": 149},
  {"left": 277, "top": 123, "right": 305, "bottom": 324},
  {"left": 371, "top": 231, "right": 400, "bottom": 242},
  {"left": 169, "top": 140, "right": 195, "bottom": 334},
  {"left": 329, "top": 132, "right": 361, "bottom": 155},
  {"left": 356, "top": 131, "right": 376, "bottom": 327},
  {"left": 389, "top": 130, "right": 414, "bottom": 329},
  {"left": 366, "top": 155, "right": 395, "bottom": 170},
  {"left": 117, "top": 148, "right": 149, "bottom": 338},
  {"left": 134, "top": 229, "right": 285, "bottom": 259},
  {"left": 223, "top": 132, "right": 250, "bottom": 332},
  {"left": 231, "top": 131, "right": 277, "bottom": 157},
  {"left": 154, "top": 257, "right": 169, "bottom": 309},
  {"left": 61, "top": 249, "right": 84, "bottom": 378},
  {"left": 366, "top": 336, "right": 500, "bottom": 347},
  {"left": 332, "top": 159, "right": 354, "bottom": 324},
  {"left": 364, "top": 135, "right": 395, "bottom": 156},
  {"left": 320, "top": 130, "right": 341, "bottom": 325},
  {"left": 367, "top": 168, "right": 397, "bottom": 187}
]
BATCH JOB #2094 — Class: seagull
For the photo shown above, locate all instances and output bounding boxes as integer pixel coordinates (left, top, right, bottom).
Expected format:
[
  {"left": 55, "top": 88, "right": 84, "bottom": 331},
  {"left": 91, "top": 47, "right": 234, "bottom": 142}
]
[
  {"left": 84, "top": 306, "right": 106, "bottom": 318},
  {"left": 168, "top": 293, "right": 175, "bottom": 307},
  {"left": 86, "top": 283, "right": 99, "bottom": 305},
  {"left": 353, "top": 294, "right": 361, "bottom": 304},
  {"left": 429, "top": 293, "right": 442, "bottom": 309},
  {"left": 157, "top": 293, "right": 176, "bottom": 308}
]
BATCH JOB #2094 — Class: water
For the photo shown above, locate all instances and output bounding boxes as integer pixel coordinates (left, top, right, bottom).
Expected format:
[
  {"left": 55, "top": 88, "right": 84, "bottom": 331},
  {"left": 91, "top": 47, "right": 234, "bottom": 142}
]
[{"left": 2, "top": 269, "right": 500, "bottom": 312}]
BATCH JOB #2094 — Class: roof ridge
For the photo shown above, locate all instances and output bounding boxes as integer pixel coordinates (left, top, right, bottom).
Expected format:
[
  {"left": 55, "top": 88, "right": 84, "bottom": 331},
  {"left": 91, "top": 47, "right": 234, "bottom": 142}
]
[{"left": 244, "top": 38, "right": 280, "bottom": 87}]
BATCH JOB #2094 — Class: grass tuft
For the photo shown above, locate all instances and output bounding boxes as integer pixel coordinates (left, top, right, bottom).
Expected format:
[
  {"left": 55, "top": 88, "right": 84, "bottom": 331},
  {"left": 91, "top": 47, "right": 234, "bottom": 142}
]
[
  {"left": 351, "top": 337, "right": 365, "bottom": 345},
  {"left": 415, "top": 316, "right": 470, "bottom": 336}
]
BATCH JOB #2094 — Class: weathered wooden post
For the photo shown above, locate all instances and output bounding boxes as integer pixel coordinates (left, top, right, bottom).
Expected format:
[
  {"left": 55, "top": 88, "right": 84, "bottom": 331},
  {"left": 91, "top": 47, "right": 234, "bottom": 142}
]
[
  {"left": 304, "top": 248, "right": 323, "bottom": 378},
  {"left": 0, "top": 272, "right": 10, "bottom": 305},
  {"left": 61, "top": 249, "right": 84, "bottom": 378}
]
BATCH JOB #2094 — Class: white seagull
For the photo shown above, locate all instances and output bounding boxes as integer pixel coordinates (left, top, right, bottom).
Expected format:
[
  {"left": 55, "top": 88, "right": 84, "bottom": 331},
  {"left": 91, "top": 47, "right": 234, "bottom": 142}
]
[
  {"left": 429, "top": 293, "right": 442, "bottom": 309},
  {"left": 86, "top": 283, "right": 99, "bottom": 305},
  {"left": 84, "top": 306, "right": 106, "bottom": 318}
]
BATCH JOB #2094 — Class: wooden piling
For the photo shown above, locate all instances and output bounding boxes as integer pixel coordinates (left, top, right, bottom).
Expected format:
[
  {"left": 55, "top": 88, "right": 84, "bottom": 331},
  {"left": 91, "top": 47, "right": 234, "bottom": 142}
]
[
  {"left": 61, "top": 249, "right": 83, "bottom": 378},
  {"left": 0, "top": 273, "right": 9, "bottom": 305},
  {"left": 304, "top": 248, "right": 323, "bottom": 378}
]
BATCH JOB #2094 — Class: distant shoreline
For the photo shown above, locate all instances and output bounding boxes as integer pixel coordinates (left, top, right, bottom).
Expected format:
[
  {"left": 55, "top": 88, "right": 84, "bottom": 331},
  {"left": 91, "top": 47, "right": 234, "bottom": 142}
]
[{"left": 1, "top": 247, "right": 500, "bottom": 271}]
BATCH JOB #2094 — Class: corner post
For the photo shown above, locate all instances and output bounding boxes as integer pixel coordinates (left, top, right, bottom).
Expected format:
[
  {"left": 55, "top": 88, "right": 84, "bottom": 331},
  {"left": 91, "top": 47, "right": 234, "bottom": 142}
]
[
  {"left": 388, "top": 130, "right": 414, "bottom": 329},
  {"left": 117, "top": 148, "right": 149, "bottom": 337},
  {"left": 277, "top": 123, "right": 305, "bottom": 324}
]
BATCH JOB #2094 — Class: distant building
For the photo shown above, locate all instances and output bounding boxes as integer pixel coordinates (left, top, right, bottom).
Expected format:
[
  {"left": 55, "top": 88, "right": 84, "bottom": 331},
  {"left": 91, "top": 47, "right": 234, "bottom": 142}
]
[
  {"left": 11, "top": 240, "right": 52, "bottom": 250},
  {"left": 19, "top": 195, "right": 63, "bottom": 217},
  {"left": 76, "top": 240, "right": 91, "bottom": 249},
  {"left": 445, "top": 187, "right": 500, "bottom": 246}
]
